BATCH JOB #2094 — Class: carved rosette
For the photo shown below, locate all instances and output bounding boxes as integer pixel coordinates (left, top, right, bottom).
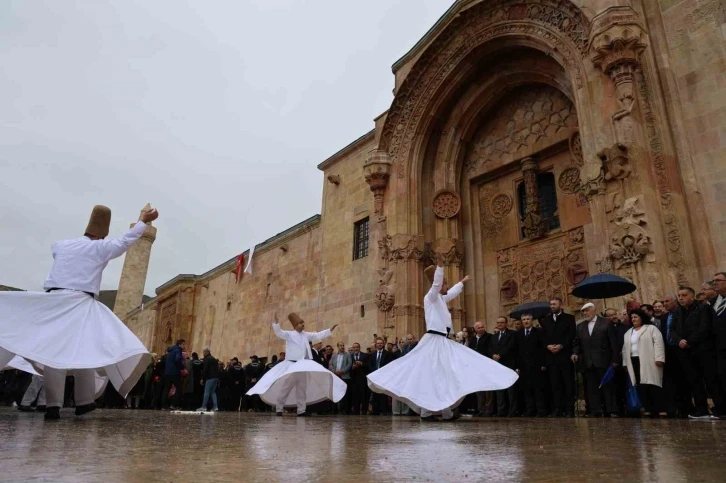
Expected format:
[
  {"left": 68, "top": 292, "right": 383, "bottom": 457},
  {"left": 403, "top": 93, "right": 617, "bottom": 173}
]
[
  {"left": 432, "top": 190, "right": 461, "bottom": 219},
  {"left": 590, "top": 8, "right": 648, "bottom": 113},
  {"left": 364, "top": 150, "right": 392, "bottom": 219}
]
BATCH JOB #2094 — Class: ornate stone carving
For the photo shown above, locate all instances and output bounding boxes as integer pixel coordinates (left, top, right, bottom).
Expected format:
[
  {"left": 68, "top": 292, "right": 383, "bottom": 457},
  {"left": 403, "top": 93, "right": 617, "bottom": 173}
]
[
  {"left": 598, "top": 143, "right": 631, "bottom": 181},
  {"left": 558, "top": 167, "right": 581, "bottom": 194},
  {"left": 480, "top": 182, "right": 504, "bottom": 239},
  {"left": 432, "top": 190, "right": 461, "bottom": 219},
  {"left": 378, "top": 234, "right": 425, "bottom": 263},
  {"left": 392, "top": 304, "right": 424, "bottom": 319},
  {"left": 364, "top": 150, "right": 392, "bottom": 219},
  {"left": 569, "top": 130, "right": 583, "bottom": 167},
  {"left": 596, "top": 256, "right": 613, "bottom": 274},
  {"left": 326, "top": 174, "right": 341, "bottom": 186},
  {"left": 501, "top": 279, "right": 519, "bottom": 300},
  {"left": 497, "top": 232, "right": 585, "bottom": 313},
  {"left": 379, "top": 0, "right": 592, "bottom": 178},
  {"left": 635, "top": 69, "right": 688, "bottom": 285},
  {"left": 490, "top": 193, "right": 513, "bottom": 219},
  {"left": 466, "top": 85, "right": 577, "bottom": 174},
  {"left": 374, "top": 269, "right": 395, "bottom": 312},
  {"left": 521, "top": 158, "right": 547, "bottom": 239},
  {"left": 608, "top": 196, "right": 654, "bottom": 270},
  {"left": 590, "top": 7, "right": 648, "bottom": 113},
  {"left": 435, "top": 238, "right": 465, "bottom": 267},
  {"left": 568, "top": 227, "right": 584, "bottom": 246},
  {"left": 580, "top": 167, "right": 605, "bottom": 200}
]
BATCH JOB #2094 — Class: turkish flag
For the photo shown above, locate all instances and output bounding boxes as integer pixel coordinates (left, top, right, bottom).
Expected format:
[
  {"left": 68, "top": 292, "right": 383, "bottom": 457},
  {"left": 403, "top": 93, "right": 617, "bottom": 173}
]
[{"left": 235, "top": 254, "right": 244, "bottom": 283}]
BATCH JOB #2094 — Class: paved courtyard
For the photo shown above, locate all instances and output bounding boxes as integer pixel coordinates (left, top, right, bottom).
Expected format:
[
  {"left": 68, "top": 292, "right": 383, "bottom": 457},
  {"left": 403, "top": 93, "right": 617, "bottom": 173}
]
[{"left": 0, "top": 408, "right": 724, "bottom": 482}]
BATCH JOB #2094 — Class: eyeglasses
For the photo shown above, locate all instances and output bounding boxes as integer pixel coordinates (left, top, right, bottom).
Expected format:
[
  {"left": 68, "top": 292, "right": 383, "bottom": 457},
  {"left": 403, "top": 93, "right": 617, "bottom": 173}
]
[{"left": 713, "top": 278, "right": 726, "bottom": 283}]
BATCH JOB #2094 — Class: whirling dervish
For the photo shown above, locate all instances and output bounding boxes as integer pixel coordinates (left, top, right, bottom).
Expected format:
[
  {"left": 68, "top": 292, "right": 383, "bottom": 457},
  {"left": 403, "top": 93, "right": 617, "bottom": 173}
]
[
  {"left": 0, "top": 204, "right": 157, "bottom": 419},
  {"left": 367, "top": 250, "right": 519, "bottom": 421},
  {"left": 246, "top": 312, "right": 347, "bottom": 416}
]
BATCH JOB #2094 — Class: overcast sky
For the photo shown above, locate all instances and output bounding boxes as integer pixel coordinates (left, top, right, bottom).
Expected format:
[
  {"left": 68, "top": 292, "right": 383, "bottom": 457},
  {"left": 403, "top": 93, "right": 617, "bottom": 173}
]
[{"left": 0, "top": 0, "right": 454, "bottom": 293}]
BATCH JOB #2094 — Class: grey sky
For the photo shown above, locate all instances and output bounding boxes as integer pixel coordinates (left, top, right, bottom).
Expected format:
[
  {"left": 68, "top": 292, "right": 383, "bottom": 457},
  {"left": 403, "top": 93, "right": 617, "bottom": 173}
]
[{"left": 1, "top": 0, "right": 452, "bottom": 293}]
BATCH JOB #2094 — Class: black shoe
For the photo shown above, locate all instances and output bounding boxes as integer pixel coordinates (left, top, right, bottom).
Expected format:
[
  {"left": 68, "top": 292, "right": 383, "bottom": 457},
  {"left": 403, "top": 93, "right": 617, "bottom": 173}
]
[
  {"left": 35, "top": 405, "right": 47, "bottom": 412},
  {"left": 18, "top": 405, "right": 34, "bottom": 412},
  {"left": 276, "top": 412, "right": 283, "bottom": 417},
  {"left": 420, "top": 415, "right": 440, "bottom": 422},
  {"left": 584, "top": 413, "right": 602, "bottom": 418},
  {"left": 565, "top": 413, "right": 575, "bottom": 418},
  {"left": 609, "top": 414, "right": 620, "bottom": 418},
  {"left": 297, "top": 411, "right": 310, "bottom": 417},
  {"left": 44, "top": 407, "right": 61, "bottom": 420},
  {"left": 75, "top": 403, "right": 97, "bottom": 416}
]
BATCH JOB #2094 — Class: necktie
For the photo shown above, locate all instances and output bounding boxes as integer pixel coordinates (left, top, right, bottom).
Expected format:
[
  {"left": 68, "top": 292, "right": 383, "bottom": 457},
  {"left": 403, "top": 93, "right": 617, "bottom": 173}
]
[
  {"left": 666, "top": 313, "right": 673, "bottom": 345},
  {"left": 716, "top": 298, "right": 726, "bottom": 316},
  {"left": 498, "top": 331, "right": 503, "bottom": 341},
  {"left": 526, "top": 329, "right": 530, "bottom": 337},
  {"left": 377, "top": 351, "right": 381, "bottom": 367}
]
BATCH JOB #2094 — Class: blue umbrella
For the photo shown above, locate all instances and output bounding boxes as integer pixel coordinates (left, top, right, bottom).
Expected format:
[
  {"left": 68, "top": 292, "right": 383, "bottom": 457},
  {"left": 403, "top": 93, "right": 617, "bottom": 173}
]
[
  {"left": 571, "top": 273, "right": 636, "bottom": 300},
  {"left": 510, "top": 301, "right": 551, "bottom": 320},
  {"left": 599, "top": 365, "right": 615, "bottom": 388}
]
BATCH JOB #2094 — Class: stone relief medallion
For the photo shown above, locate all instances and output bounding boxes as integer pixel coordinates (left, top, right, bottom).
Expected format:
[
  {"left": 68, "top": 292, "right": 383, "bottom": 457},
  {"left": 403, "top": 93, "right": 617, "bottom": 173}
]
[
  {"left": 566, "top": 263, "right": 589, "bottom": 285},
  {"left": 489, "top": 193, "right": 514, "bottom": 219},
  {"left": 558, "top": 167, "right": 582, "bottom": 194},
  {"left": 432, "top": 190, "right": 461, "bottom": 219},
  {"left": 501, "top": 279, "right": 519, "bottom": 300}
]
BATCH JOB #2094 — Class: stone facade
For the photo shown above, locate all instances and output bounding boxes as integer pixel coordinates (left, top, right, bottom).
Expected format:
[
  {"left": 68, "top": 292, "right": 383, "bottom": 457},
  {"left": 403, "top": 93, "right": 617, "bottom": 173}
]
[{"left": 122, "top": 0, "right": 726, "bottom": 361}]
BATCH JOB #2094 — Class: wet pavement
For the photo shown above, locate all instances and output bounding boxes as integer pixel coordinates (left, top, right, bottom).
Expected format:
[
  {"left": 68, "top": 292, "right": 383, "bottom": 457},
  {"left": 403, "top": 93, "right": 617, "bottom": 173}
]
[{"left": 1, "top": 408, "right": 725, "bottom": 482}]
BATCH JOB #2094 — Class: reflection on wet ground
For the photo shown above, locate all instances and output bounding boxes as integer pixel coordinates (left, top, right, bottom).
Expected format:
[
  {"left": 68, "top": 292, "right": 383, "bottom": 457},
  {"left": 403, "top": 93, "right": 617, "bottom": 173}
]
[{"left": 1, "top": 408, "right": 724, "bottom": 482}]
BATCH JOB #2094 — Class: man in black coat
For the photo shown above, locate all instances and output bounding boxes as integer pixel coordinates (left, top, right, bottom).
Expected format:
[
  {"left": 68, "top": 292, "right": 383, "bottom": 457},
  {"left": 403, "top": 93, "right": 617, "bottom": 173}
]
[
  {"left": 468, "top": 320, "right": 494, "bottom": 416},
  {"left": 516, "top": 314, "right": 548, "bottom": 417},
  {"left": 190, "top": 352, "right": 204, "bottom": 409},
  {"left": 671, "top": 286, "right": 720, "bottom": 418},
  {"left": 227, "top": 358, "right": 245, "bottom": 411},
  {"left": 540, "top": 297, "right": 576, "bottom": 417},
  {"left": 490, "top": 316, "right": 518, "bottom": 416},
  {"left": 349, "top": 342, "right": 370, "bottom": 415},
  {"left": 369, "top": 337, "right": 394, "bottom": 415},
  {"left": 572, "top": 303, "right": 619, "bottom": 417},
  {"left": 244, "top": 355, "right": 265, "bottom": 412},
  {"left": 710, "top": 272, "right": 726, "bottom": 419},
  {"left": 605, "top": 308, "right": 629, "bottom": 416}
]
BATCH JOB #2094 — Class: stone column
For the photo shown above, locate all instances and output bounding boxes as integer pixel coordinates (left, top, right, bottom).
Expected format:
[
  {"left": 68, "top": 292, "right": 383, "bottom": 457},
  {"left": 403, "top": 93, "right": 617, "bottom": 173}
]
[
  {"left": 586, "top": 6, "right": 696, "bottom": 301},
  {"left": 113, "top": 205, "right": 157, "bottom": 319}
]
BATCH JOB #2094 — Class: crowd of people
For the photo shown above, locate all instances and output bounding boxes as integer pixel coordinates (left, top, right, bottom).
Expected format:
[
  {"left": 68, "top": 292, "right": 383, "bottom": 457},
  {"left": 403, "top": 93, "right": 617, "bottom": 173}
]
[{"left": 3, "top": 273, "right": 725, "bottom": 421}]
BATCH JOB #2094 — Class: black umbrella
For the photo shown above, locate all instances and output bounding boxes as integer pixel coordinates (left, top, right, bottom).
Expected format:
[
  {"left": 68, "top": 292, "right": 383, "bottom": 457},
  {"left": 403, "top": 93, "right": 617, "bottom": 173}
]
[
  {"left": 571, "top": 273, "right": 636, "bottom": 300},
  {"left": 510, "top": 301, "right": 551, "bottom": 320}
]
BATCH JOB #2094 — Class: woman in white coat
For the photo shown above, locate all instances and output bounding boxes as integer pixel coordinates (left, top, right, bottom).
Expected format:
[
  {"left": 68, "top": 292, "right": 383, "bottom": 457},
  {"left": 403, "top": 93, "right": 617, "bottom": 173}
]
[{"left": 623, "top": 308, "right": 665, "bottom": 417}]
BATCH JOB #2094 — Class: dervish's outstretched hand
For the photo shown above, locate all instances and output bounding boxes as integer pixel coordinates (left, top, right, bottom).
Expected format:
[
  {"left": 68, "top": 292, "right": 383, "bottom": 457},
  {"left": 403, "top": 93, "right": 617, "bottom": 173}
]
[
  {"left": 331, "top": 324, "right": 339, "bottom": 332},
  {"left": 140, "top": 207, "right": 159, "bottom": 224}
]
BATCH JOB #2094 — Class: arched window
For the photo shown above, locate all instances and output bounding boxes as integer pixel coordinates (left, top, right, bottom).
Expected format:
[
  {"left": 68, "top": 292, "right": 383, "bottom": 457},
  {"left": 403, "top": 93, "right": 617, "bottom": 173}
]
[{"left": 517, "top": 172, "right": 560, "bottom": 239}]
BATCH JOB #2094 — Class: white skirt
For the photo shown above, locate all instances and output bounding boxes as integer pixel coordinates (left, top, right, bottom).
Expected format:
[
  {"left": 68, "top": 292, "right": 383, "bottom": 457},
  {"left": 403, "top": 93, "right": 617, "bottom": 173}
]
[
  {"left": 0, "top": 290, "right": 150, "bottom": 398},
  {"left": 367, "top": 333, "right": 518, "bottom": 413},
  {"left": 246, "top": 359, "right": 347, "bottom": 407}
]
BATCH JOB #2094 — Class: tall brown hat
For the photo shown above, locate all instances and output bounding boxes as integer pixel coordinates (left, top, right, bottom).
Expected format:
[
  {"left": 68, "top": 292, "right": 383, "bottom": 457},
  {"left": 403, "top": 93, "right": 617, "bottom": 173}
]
[
  {"left": 288, "top": 312, "right": 304, "bottom": 328},
  {"left": 85, "top": 205, "right": 111, "bottom": 238}
]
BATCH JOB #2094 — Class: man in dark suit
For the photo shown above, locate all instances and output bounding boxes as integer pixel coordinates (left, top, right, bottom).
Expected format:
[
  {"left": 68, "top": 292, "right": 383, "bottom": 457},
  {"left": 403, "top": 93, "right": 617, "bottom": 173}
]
[
  {"left": 468, "top": 320, "right": 494, "bottom": 416},
  {"left": 369, "top": 337, "right": 394, "bottom": 415},
  {"left": 349, "top": 342, "right": 370, "bottom": 415},
  {"left": 490, "top": 316, "right": 518, "bottom": 417},
  {"left": 311, "top": 342, "right": 324, "bottom": 365},
  {"left": 710, "top": 272, "right": 726, "bottom": 419},
  {"left": 660, "top": 293, "right": 689, "bottom": 417},
  {"left": 572, "top": 303, "right": 619, "bottom": 417},
  {"left": 605, "top": 308, "right": 629, "bottom": 416},
  {"left": 516, "top": 313, "right": 548, "bottom": 417},
  {"left": 400, "top": 334, "right": 418, "bottom": 356},
  {"left": 541, "top": 297, "right": 576, "bottom": 417},
  {"left": 671, "top": 286, "right": 720, "bottom": 418}
]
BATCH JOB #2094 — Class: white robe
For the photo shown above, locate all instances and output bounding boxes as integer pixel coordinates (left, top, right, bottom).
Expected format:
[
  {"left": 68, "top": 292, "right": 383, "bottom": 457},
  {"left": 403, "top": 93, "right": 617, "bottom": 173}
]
[
  {"left": 0, "top": 222, "right": 151, "bottom": 399},
  {"left": 367, "top": 266, "right": 518, "bottom": 415},
  {"left": 246, "top": 322, "right": 347, "bottom": 412}
]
